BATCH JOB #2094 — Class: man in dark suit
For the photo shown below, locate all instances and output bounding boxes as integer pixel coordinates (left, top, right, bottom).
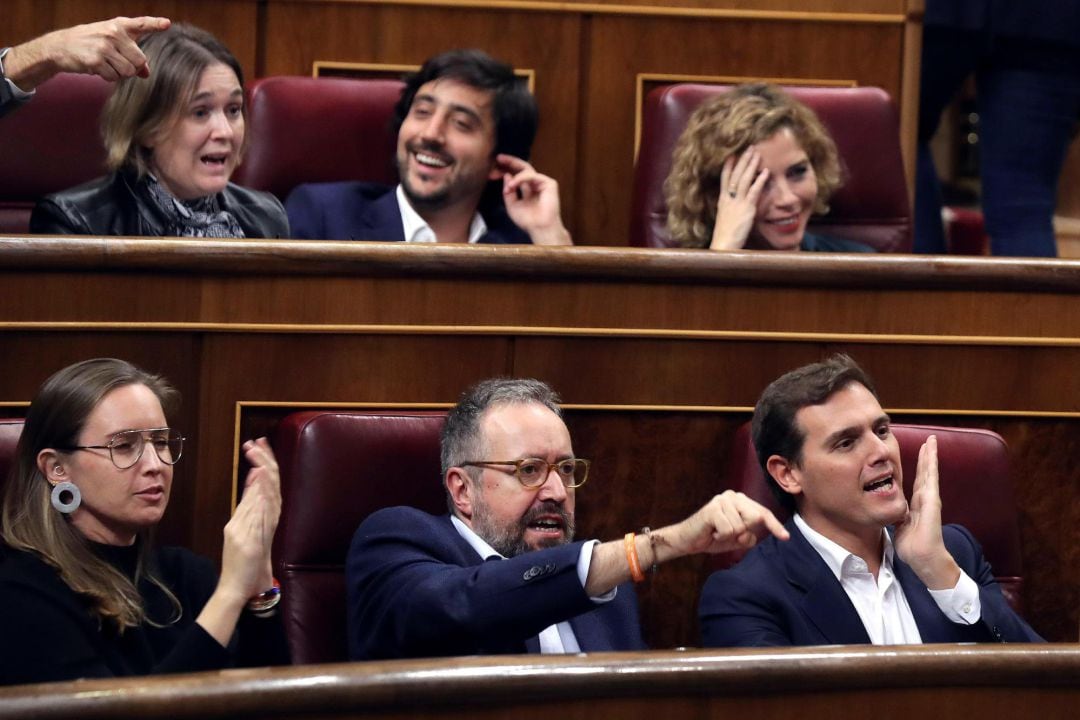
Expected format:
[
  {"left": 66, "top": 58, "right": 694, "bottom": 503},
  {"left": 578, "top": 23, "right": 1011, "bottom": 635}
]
[
  {"left": 286, "top": 50, "right": 571, "bottom": 245},
  {"left": 347, "top": 378, "right": 789, "bottom": 660},
  {"left": 699, "top": 355, "right": 1043, "bottom": 646}
]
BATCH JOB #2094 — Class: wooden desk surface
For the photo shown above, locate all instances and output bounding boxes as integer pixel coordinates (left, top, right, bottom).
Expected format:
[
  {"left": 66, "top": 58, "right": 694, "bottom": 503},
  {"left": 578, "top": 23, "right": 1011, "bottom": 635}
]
[{"left": 1, "top": 645, "right": 1078, "bottom": 720}]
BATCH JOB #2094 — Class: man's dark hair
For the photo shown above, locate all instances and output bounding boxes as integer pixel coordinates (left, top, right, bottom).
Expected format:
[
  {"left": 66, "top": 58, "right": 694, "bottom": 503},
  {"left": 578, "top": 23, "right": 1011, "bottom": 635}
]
[
  {"left": 751, "top": 354, "right": 878, "bottom": 514},
  {"left": 392, "top": 49, "right": 538, "bottom": 161},
  {"left": 440, "top": 378, "right": 562, "bottom": 513}
]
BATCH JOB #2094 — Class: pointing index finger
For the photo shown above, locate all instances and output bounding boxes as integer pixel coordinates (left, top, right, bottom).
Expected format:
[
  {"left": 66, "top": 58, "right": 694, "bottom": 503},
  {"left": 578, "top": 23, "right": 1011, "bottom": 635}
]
[{"left": 120, "top": 16, "right": 172, "bottom": 40}]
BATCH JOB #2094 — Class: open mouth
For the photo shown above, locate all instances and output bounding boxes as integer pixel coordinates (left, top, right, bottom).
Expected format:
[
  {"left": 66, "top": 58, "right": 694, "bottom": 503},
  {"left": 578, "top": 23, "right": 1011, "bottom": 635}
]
[
  {"left": 763, "top": 214, "right": 801, "bottom": 233},
  {"left": 415, "top": 150, "right": 451, "bottom": 169},
  {"left": 863, "top": 475, "right": 895, "bottom": 493},
  {"left": 200, "top": 153, "right": 229, "bottom": 167},
  {"left": 527, "top": 515, "right": 565, "bottom": 535}
]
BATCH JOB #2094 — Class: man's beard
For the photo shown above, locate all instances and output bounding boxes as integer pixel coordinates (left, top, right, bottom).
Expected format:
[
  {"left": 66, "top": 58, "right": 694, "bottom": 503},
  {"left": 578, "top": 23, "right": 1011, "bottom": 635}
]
[
  {"left": 397, "top": 140, "right": 453, "bottom": 210},
  {"left": 472, "top": 499, "right": 575, "bottom": 558}
]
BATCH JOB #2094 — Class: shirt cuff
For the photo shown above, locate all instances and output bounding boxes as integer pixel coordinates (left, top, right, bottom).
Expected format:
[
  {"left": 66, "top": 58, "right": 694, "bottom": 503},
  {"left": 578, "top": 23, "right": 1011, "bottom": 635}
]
[
  {"left": 927, "top": 569, "right": 981, "bottom": 624},
  {"left": 577, "top": 540, "right": 616, "bottom": 603},
  {"left": 1, "top": 48, "right": 34, "bottom": 101}
]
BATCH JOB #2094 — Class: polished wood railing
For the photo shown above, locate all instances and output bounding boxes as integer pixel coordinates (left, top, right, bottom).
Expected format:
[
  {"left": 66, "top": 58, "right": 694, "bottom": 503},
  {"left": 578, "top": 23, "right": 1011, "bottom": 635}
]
[{"left": 1, "top": 645, "right": 1078, "bottom": 719}]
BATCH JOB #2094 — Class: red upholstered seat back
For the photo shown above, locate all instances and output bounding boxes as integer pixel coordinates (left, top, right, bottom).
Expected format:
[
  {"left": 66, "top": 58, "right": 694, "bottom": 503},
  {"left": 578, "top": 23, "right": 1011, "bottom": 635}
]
[
  {"left": 631, "top": 84, "right": 911, "bottom": 251},
  {"left": 0, "top": 74, "right": 111, "bottom": 234},
  {"left": 234, "top": 76, "right": 404, "bottom": 201},
  {"left": 0, "top": 419, "right": 25, "bottom": 502},
  {"left": 723, "top": 422, "right": 1025, "bottom": 613},
  {"left": 271, "top": 410, "right": 447, "bottom": 664}
]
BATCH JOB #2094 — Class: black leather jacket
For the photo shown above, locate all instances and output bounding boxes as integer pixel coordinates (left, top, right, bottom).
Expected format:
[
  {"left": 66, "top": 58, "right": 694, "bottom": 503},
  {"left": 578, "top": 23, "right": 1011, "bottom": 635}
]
[{"left": 29, "top": 171, "right": 289, "bottom": 238}]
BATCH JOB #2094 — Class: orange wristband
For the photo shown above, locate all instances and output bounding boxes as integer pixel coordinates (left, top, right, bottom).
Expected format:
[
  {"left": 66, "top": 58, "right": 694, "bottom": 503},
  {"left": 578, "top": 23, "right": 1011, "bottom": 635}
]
[{"left": 624, "top": 532, "right": 645, "bottom": 583}]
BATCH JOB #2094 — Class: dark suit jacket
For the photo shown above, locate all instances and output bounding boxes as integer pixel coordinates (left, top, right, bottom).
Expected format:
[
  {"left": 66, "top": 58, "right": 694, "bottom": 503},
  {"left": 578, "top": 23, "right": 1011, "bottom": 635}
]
[
  {"left": 346, "top": 506, "right": 646, "bottom": 660},
  {"left": 699, "top": 521, "right": 1043, "bottom": 647},
  {"left": 285, "top": 181, "right": 531, "bottom": 243}
]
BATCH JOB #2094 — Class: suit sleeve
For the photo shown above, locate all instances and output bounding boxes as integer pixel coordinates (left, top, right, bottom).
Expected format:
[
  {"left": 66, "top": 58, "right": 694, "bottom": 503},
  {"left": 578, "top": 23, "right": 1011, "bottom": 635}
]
[
  {"left": 943, "top": 525, "right": 1044, "bottom": 642},
  {"left": 284, "top": 183, "right": 326, "bottom": 239},
  {"left": 698, "top": 565, "right": 794, "bottom": 648},
  {"left": 346, "top": 508, "right": 599, "bottom": 660}
]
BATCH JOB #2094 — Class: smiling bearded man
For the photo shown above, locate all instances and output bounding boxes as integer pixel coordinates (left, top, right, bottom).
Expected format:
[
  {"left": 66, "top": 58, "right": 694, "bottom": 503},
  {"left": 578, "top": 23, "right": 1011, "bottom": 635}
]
[{"left": 286, "top": 49, "right": 571, "bottom": 246}]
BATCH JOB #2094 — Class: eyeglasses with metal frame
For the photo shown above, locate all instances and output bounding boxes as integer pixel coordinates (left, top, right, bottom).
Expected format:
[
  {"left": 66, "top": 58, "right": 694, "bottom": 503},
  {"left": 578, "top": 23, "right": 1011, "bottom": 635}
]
[
  {"left": 58, "top": 427, "right": 185, "bottom": 470},
  {"left": 460, "top": 457, "right": 590, "bottom": 489}
]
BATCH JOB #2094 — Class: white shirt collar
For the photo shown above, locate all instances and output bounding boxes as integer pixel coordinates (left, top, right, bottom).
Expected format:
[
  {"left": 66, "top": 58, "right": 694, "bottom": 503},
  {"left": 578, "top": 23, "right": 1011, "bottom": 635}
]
[
  {"left": 793, "top": 513, "right": 894, "bottom": 581},
  {"left": 450, "top": 514, "right": 503, "bottom": 560},
  {"left": 395, "top": 185, "right": 487, "bottom": 244}
]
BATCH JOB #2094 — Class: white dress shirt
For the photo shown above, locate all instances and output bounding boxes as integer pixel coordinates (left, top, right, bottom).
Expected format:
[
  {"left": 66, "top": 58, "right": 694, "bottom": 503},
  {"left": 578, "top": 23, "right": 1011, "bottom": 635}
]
[
  {"left": 794, "top": 514, "right": 981, "bottom": 644},
  {"left": 396, "top": 185, "right": 487, "bottom": 244},
  {"left": 450, "top": 515, "right": 613, "bottom": 653}
]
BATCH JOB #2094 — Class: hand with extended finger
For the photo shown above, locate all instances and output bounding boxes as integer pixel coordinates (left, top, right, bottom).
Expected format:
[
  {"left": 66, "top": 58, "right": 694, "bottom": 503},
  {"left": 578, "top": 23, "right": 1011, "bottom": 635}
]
[
  {"left": 894, "top": 436, "right": 960, "bottom": 589},
  {"left": 497, "top": 154, "right": 572, "bottom": 245},
  {"left": 218, "top": 438, "right": 281, "bottom": 602},
  {"left": 709, "top": 149, "right": 769, "bottom": 250},
  {"left": 8, "top": 17, "right": 172, "bottom": 91},
  {"left": 664, "top": 490, "right": 790, "bottom": 559}
]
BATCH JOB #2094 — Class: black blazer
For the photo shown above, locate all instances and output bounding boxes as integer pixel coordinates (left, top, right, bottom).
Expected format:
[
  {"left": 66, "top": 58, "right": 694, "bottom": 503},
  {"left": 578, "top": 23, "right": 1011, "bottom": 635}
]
[{"left": 30, "top": 171, "right": 289, "bottom": 238}]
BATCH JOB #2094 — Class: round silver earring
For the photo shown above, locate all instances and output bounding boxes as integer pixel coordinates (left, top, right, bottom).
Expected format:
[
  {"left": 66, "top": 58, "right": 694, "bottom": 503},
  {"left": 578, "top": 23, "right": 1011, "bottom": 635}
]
[{"left": 51, "top": 482, "right": 81, "bottom": 514}]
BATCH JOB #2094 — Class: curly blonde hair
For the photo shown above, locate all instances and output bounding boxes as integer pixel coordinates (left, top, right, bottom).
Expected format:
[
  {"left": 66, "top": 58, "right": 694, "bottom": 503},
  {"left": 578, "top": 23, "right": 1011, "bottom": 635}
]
[{"left": 664, "top": 84, "right": 842, "bottom": 248}]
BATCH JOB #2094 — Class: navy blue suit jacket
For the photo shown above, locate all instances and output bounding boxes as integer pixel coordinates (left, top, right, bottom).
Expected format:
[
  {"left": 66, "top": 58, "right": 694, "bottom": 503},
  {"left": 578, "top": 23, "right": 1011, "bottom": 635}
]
[
  {"left": 346, "top": 507, "right": 646, "bottom": 660},
  {"left": 699, "top": 521, "right": 1043, "bottom": 647},
  {"left": 285, "top": 181, "right": 531, "bottom": 243}
]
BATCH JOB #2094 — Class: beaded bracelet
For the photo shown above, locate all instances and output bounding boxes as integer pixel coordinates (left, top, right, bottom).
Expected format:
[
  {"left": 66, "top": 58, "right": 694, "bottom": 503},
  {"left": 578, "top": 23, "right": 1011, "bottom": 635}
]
[
  {"left": 246, "top": 578, "right": 282, "bottom": 616},
  {"left": 640, "top": 526, "right": 659, "bottom": 576}
]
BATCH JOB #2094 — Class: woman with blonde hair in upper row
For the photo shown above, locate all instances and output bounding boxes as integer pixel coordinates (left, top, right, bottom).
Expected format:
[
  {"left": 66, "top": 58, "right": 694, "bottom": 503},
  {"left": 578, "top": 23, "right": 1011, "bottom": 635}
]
[
  {"left": 30, "top": 23, "right": 287, "bottom": 238},
  {"left": 665, "top": 83, "right": 873, "bottom": 253}
]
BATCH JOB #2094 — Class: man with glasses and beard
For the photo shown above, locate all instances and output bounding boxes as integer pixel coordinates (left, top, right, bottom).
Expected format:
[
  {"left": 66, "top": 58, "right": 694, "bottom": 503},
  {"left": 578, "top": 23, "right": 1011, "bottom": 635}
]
[
  {"left": 286, "top": 49, "right": 571, "bottom": 246},
  {"left": 346, "top": 378, "right": 788, "bottom": 660}
]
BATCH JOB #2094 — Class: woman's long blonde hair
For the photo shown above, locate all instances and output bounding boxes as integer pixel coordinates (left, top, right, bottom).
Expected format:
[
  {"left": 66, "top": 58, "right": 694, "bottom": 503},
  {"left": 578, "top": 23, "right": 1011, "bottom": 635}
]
[
  {"left": 1, "top": 358, "right": 182, "bottom": 631},
  {"left": 664, "top": 83, "right": 842, "bottom": 247}
]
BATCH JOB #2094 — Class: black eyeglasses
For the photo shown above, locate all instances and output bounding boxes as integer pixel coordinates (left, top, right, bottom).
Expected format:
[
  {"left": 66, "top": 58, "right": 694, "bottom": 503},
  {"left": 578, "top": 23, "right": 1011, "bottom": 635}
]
[
  {"left": 59, "top": 428, "right": 184, "bottom": 470},
  {"left": 461, "top": 458, "right": 590, "bottom": 489}
]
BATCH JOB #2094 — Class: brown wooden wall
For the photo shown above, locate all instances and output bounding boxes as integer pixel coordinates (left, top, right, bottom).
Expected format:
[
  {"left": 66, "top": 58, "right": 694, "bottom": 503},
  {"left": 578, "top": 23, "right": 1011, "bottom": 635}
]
[
  {"left": 6, "top": 0, "right": 922, "bottom": 246},
  {"left": 0, "top": 239, "right": 1076, "bottom": 644}
]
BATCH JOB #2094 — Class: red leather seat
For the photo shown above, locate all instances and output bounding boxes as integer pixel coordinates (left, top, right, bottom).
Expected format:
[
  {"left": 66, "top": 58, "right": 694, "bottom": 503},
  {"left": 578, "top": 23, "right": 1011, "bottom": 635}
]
[
  {"left": 631, "top": 84, "right": 912, "bottom": 252},
  {"left": 0, "top": 74, "right": 112, "bottom": 234},
  {"left": 235, "top": 76, "right": 404, "bottom": 202},
  {"left": 271, "top": 410, "right": 446, "bottom": 664},
  {"left": 0, "top": 419, "right": 24, "bottom": 501},
  {"left": 723, "top": 422, "right": 1025, "bottom": 613}
]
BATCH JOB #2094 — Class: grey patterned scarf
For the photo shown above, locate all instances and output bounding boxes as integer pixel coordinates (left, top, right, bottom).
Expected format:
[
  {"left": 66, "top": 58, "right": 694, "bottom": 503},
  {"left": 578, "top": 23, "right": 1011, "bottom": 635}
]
[{"left": 141, "top": 174, "right": 245, "bottom": 238}]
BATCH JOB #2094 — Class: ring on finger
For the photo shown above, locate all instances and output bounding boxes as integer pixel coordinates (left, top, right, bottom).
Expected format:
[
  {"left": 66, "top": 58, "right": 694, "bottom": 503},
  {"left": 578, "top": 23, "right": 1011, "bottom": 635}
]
[{"left": 728, "top": 187, "right": 737, "bottom": 198}]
